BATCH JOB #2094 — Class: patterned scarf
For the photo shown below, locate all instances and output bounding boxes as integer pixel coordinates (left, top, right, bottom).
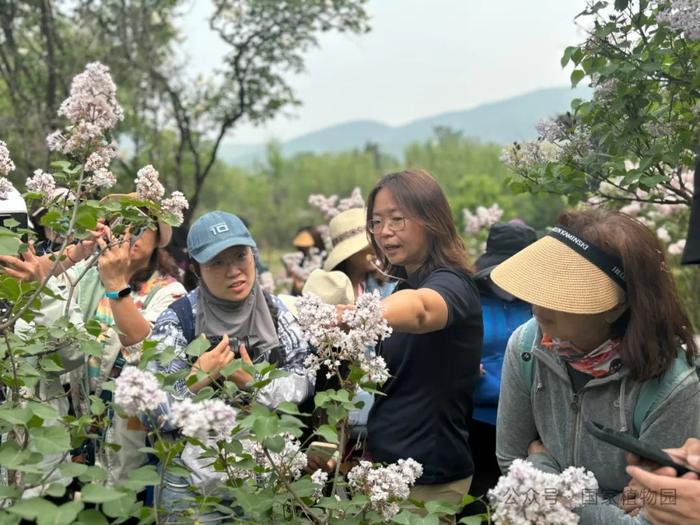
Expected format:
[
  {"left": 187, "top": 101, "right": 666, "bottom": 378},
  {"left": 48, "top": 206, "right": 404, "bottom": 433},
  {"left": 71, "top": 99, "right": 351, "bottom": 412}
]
[{"left": 540, "top": 334, "right": 623, "bottom": 378}]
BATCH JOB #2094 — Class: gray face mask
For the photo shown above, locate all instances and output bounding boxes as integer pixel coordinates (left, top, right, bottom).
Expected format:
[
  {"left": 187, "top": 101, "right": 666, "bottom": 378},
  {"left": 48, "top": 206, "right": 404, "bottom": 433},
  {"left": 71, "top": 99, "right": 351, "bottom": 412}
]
[{"left": 195, "top": 278, "right": 280, "bottom": 364}]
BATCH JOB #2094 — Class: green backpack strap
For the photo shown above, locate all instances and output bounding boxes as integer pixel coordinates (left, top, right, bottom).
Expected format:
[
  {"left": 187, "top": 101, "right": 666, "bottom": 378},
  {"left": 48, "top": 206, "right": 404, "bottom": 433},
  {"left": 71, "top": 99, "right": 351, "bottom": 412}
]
[
  {"left": 517, "top": 318, "right": 539, "bottom": 390},
  {"left": 633, "top": 353, "right": 697, "bottom": 436}
]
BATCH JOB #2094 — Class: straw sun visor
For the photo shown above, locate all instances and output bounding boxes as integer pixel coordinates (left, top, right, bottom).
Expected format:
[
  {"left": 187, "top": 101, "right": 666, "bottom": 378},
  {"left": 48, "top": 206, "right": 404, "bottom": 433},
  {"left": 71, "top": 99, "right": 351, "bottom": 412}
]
[{"left": 490, "top": 235, "right": 626, "bottom": 315}]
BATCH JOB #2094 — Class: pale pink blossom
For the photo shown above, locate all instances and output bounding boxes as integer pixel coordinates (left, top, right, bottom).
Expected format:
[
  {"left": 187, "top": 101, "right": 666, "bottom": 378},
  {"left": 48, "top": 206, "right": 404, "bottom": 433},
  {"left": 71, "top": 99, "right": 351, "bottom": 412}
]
[
  {"left": 170, "top": 398, "right": 237, "bottom": 442},
  {"left": 0, "top": 177, "right": 16, "bottom": 200},
  {"left": 0, "top": 141, "right": 15, "bottom": 177},
  {"left": 347, "top": 458, "right": 423, "bottom": 520},
  {"left": 161, "top": 191, "right": 189, "bottom": 226},
  {"left": 658, "top": 0, "right": 700, "bottom": 40},
  {"left": 656, "top": 226, "right": 672, "bottom": 243},
  {"left": 488, "top": 459, "right": 598, "bottom": 525},
  {"left": 668, "top": 239, "right": 687, "bottom": 256},
  {"left": 26, "top": 169, "right": 56, "bottom": 197},
  {"left": 114, "top": 366, "right": 167, "bottom": 417},
  {"left": 85, "top": 145, "right": 117, "bottom": 172},
  {"left": 135, "top": 165, "right": 165, "bottom": 201},
  {"left": 89, "top": 168, "right": 117, "bottom": 190}
]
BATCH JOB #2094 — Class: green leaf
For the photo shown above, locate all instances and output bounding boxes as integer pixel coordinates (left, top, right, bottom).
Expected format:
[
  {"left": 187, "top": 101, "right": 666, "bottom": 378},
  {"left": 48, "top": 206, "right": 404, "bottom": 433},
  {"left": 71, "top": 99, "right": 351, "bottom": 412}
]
[
  {"left": 461, "top": 493, "right": 478, "bottom": 506},
  {"left": 75, "top": 509, "right": 109, "bottom": 525},
  {"left": 126, "top": 465, "right": 160, "bottom": 486},
  {"left": 37, "top": 501, "right": 83, "bottom": 525},
  {"left": 0, "top": 511, "right": 20, "bottom": 525},
  {"left": 29, "top": 425, "right": 71, "bottom": 455},
  {"left": 89, "top": 396, "right": 106, "bottom": 416},
  {"left": 0, "top": 407, "right": 33, "bottom": 425},
  {"left": 459, "top": 515, "right": 488, "bottom": 525},
  {"left": 276, "top": 402, "right": 303, "bottom": 415},
  {"left": 80, "top": 484, "right": 126, "bottom": 503},
  {"left": 58, "top": 462, "right": 88, "bottom": 478},
  {"left": 185, "top": 336, "right": 210, "bottom": 358},
  {"left": 0, "top": 441, "right": 35, "bottom": 468},
  {"left": 0, "top": 486, "right": 19, "bottom": 499},
  {"left": 78, "top": 466, "right": 108, "bottom": 482},
  {"left": 614, "top": 0, "right": 629, "bottom": 10},
  {"left": 561, "top": 46, "right": 577, "bottom": 67},
  {"left": 101, "top": 494, "right": 139, "bottom": 518},
  {"left": 26, "top": 401, "right": 60, "bottom": 422},
  {"left": 7, "top": 499, "right": 55, "bottom": 520},
  {"left": 315, "top": 424, "right": 339, "bottom": 444},
  {"left": 425, "top": 500, "right": 460, "bottom": 515},
  {"left": 44, "top": 483, "right": 66, "bottom": 498},
  {"left": 252, "top": 414, "right": 278, "bottom": 440},
  {"left": 39, "top": 356, "right": 66, "bottom": 373},
  {"left": 0, "top": 236, "right": 20, "bottom": 256},
  {"left": 570, "top": 69, "right": 586, "bottom": 87}
]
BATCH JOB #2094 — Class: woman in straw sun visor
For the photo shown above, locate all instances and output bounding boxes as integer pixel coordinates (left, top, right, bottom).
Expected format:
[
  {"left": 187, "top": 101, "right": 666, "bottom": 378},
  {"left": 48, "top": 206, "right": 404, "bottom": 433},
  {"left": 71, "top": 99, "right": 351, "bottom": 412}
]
[
  {"left": 492, "top": 208, "right": 700, "bottom": 524},
  {"left": 323, "top": 207, "right": 394, "bottom": 299}
]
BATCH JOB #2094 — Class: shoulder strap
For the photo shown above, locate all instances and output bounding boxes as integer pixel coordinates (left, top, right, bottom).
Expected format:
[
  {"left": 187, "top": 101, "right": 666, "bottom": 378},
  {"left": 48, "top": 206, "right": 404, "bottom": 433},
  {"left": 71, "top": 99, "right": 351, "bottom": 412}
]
[
  {"left": 170, "top": 295, "right": 195, "bottom": 344},
  {"left": 517, "top": 318, "right": 539, "bottom": 390},
  {"left": 262, "top": 290, "right": 280, "bottom": 334},
  {"left": 633, "top": 353, "right": 697, "bottom": 436}
]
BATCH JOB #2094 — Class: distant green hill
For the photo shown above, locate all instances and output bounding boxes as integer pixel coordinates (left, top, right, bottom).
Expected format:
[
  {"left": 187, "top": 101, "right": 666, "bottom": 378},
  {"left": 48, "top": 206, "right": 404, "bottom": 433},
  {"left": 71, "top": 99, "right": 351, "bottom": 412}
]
[{"left": 219, "top": 85, "right": 591, "bottom": 165}]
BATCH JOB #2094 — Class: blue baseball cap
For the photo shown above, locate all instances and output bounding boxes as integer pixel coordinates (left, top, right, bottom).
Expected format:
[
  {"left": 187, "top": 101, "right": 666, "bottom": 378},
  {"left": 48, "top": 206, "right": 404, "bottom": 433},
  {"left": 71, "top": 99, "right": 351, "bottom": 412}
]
[{"left": 187, "top": 211, "right": 257, "bottom": 263}]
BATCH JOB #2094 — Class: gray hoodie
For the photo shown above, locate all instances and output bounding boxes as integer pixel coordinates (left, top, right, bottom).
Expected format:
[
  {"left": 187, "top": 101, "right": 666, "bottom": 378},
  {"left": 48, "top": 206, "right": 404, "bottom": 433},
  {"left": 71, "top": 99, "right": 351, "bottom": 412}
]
[{"left": 496, "top": 320, "right": 700, "bottom": 524}]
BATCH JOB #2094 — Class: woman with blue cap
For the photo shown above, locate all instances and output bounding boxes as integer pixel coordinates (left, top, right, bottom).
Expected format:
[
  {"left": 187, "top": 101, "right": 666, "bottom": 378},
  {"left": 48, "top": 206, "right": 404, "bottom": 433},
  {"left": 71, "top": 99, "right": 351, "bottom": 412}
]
[{"left": 145, "top": 211, "right": 313, "bottom": 521}]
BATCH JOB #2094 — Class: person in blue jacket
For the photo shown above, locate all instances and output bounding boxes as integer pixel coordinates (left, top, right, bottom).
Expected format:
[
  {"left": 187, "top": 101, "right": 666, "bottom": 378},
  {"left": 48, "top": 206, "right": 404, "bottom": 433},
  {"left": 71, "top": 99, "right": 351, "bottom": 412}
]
[{"left": 468, "top": 221, "right": 536, "bottom": 497}]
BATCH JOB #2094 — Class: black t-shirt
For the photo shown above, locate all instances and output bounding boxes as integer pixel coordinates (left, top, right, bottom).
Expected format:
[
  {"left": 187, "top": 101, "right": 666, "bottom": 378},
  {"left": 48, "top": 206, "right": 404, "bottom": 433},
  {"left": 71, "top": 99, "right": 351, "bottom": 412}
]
[{"left": 367, "top": 267, "right": 483, "bottom": 484}]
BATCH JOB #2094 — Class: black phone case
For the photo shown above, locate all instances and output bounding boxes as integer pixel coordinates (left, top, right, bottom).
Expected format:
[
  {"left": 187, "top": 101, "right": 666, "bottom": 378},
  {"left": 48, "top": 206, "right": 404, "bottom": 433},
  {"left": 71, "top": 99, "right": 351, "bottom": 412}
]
[{"left": 585, "top": 420, "right": 698, "bottom": 476}]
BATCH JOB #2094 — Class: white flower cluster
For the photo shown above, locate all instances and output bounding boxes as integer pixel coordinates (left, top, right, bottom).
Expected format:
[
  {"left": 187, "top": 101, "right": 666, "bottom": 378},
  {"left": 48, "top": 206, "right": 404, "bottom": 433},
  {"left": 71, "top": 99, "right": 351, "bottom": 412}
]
[
  {"left": 91, "top": 168, "right": 117, "bottom": 189},
  {"left": 347, "top": 458, "right": 423, "bottom": 520},
  {"left": 488, "top": 459, "right": 598, "bottom": 525},
  {"left": 135, "top": 165, "right": 165, "bottom": 201},
  {"left": 0, "top": 140, "right": 16, "bottom": 199},
  {"left": 500, "top": 140, "right": 563, "bottom": 172},
  {"left": 296, "top": 290, "right": 392, "bottom": 383},
  {"left": 592, "top": 166, "right": 694, "bottom": 256},
  {"left": 84, "top": 144, "right": 117, "bottom": 173},
  {"left": 462, "top": 204, "right": 504, "bottom": 234},
  {"left": 535, "top": 119, "right": 566, "bottom": 142},
  {"left": 114, "top": 366, "right": 167, "bottom": 417},
  {"left": 658, "top": 0, "right": 700, "bottom": 40},
  {"left": 281, "top": 248, "right": 323, "bottom": 281},
  {"left": 0, "top": 140, "right": 15, "bottom": 177},
  {"left": 49, "top": 62, "right": 124, "bottom": 158},
  {"left": 26, "top": 169, "right": 56, "bottom": 197},
  {"left": 132, "top": 165, "right": 188, "bottom": 226},
  {"left": 234, "top": 433, "right": 308, "bottom": 481},
  {"left": 310, "top": 469, "right": 328, "bottom": 500},
  {"left": 170, "top": 397, "right": 238, "bottom": 442},
  {"left": 308, "top": 187, "right": 365, "bottom": 220}
]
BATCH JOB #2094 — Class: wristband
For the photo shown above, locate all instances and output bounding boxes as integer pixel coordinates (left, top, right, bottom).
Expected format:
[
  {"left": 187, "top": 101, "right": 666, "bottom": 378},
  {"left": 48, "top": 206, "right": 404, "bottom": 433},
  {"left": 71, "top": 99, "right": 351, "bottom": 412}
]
[{"left": 105, "top": 286, "right": 132, "bottom": 300}]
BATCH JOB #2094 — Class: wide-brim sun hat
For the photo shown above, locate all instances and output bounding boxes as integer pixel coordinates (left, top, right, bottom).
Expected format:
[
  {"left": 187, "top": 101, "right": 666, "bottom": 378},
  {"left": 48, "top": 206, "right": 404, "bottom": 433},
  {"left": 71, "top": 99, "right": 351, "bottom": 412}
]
[
  {"left": 491, "top": 225, "right": 627, "bottom": 315},
  {"left": 323, "top": 207, "right": 370, "bottom": 271},
  {"left": 101, "top": 192, "right": 172, "bottom": 248},
  {"left": 280, "top": 269, "right": 355, "bottom": 316}
]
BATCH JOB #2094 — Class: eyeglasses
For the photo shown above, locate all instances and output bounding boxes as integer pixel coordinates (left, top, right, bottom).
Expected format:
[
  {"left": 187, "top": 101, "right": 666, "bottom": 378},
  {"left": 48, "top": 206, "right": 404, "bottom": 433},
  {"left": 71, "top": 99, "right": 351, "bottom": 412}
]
[
  {"left": 367, "top": 216, "right": 406, "bottom": 234},
  {"left": 202, "top": 248, "right": 252, "bottom": 270}
]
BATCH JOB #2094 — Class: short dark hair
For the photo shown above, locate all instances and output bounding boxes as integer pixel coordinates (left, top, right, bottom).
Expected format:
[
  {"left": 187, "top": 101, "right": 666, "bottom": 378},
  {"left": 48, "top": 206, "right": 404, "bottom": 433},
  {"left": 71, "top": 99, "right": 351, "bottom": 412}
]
[
  {"left": 366, "top": 169, "right": 470, "bottom": 279},
  {"left": 557, "top": 208, "right": 697, "bottom": 381}
]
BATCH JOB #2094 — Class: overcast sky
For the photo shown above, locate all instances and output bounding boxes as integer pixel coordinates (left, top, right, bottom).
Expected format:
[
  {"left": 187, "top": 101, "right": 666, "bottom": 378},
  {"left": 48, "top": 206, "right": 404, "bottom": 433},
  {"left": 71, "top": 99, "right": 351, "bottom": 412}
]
[{"left": 179, "top": 0, "right": 588, "bottom": 144}]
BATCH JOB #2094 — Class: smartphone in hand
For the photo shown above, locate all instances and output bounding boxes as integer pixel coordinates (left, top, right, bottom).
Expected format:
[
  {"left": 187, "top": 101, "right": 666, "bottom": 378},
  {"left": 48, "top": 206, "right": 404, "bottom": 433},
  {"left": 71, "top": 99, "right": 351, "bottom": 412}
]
[{"left": 585, "top": 420, "right": 699, "bottom": 476}]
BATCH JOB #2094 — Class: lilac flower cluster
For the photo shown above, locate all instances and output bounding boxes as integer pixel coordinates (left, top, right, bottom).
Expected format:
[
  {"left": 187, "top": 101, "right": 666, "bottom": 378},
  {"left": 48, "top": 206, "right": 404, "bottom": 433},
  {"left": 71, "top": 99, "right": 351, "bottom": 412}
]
[
  {"left": 296, "top": 290, "right": 392, "bottom": 383},
  {"left": 310, "top": 469, "right": 329, "bottom": 500},
  {"left": 234, "top": 433, "right": 308, "bottom": 481},
  {"left": 114, "top": 366, "right": 167, "bottom": 417},
  {"left": 658, "top": 0, "right": 700, "bottom": 40},
  {"left": 591, "top": 165, "right": 694, "bottom": 256},
  {"left": 26, "top": 169, "right": 56, "bottom": 197},
  {"left": 170, "top": 397, "right": 238, "bottom": 442},
  {"left": 500, "top": 140, "right": 563, "bottom": 172},
  {"left": 308, "top": 187, "right": 365, "bottom": 220},
  {"left": 347, "top": 458, "right": 423, "bottom": 520},
  {"left": 161, "top": 191, "right": 190, "bottom": 225},
  {"left": 488, "top": 459, "right": 598, "bottom": 525},
  {"left": 132, "top": 165, "right": 188, "bottom": 226},
  {"left": 135, "top": 165, "right": 166, "bottom": 201},
  {"left": 84, "top": 145, "right": 117, "bottom": 173},
  {"left": 0, "top": 140, "right": 16, "bottom": 199},
  {"left": 50, "top": 62, "right": 124, "bottom": 158},
  {"left": 462, "top": 204, "right": 504, "bottom": 234},
  {"left": 281, "top": 248, "right": 323, "bottom": 282},
  {"left": 0, "top": 140, "right": 15, "bottom": 177}
]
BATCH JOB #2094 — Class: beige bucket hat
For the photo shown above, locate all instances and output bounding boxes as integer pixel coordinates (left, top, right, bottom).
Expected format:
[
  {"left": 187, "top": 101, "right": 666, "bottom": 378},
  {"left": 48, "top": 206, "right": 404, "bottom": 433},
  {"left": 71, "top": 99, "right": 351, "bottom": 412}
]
[
  {"left": 323, "top": 208, "right": 370, "bottom": 271},
  {"left": 279, "top": 269, "right": 355, "bottom": 316},
  {"left": 491, "top": 225, "right": 627, "bottom": 314}
]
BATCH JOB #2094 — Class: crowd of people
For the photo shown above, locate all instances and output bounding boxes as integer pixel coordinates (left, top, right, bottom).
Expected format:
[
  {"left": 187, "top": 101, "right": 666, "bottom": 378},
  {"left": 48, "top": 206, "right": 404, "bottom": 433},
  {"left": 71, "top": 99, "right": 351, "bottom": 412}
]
[{"left": 1, "top": 164, "right": 700, "bottom": 525}]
